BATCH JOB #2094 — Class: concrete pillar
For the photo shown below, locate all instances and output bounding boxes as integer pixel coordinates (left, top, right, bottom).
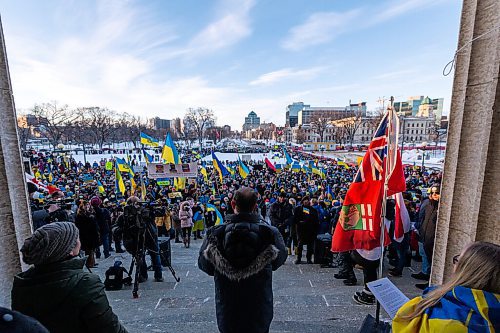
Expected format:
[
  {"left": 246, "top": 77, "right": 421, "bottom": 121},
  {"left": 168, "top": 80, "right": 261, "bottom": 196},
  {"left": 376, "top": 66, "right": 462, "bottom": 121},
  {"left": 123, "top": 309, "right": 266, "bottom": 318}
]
[
  {"left": 0, "top": 16, "right": 33, "bottom": 306},
  {"left": 431, "top": 0, "right": 500, "bottom": 284}
]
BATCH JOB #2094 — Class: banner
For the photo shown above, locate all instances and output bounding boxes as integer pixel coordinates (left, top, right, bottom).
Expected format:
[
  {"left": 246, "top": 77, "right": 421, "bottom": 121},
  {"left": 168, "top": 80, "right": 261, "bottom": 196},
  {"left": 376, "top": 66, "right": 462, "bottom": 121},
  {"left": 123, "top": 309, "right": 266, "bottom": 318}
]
[
  {"left": 147, "top": 162, "right": 198, "bottom": 179},
  {"left": 168, "top": 192, "right": 183, "bottom": 199}
]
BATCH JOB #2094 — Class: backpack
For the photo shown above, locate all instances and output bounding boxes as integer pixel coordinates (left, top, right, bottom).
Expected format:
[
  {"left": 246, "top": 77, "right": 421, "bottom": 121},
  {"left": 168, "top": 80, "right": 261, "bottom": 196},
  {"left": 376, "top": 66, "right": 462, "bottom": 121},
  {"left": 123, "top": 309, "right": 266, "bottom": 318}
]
[{"left": 104, "top": 262, "right": 128, "bottom": 291}]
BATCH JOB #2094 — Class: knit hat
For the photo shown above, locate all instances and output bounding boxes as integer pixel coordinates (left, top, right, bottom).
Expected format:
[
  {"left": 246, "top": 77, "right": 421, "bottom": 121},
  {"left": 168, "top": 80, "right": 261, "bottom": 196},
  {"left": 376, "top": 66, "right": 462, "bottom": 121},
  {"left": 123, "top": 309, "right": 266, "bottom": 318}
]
[
  {"left": 90, "top": 196, "right": 102, "bottom": 207},
  {"left": 0, "top": 307, "right": 49, "bottom": 333},
  {"left": 21, "top": 222, "right": 79, "bottom": 266}
]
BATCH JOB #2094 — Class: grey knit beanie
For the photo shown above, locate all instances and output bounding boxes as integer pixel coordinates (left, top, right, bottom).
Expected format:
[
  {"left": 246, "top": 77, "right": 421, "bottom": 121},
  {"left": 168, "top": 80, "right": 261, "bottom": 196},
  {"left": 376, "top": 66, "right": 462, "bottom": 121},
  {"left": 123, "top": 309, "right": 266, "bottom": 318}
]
[{"left": 21, "top": 222, "right": 79, "bottom": 266}]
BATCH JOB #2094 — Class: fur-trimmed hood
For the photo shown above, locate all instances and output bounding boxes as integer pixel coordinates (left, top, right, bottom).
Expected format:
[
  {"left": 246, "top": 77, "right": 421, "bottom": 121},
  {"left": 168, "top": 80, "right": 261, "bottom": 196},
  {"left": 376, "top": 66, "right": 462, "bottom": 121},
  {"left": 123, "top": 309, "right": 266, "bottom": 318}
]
[{"left": 203, "top": 241, "right": 279, "bottom": 282}]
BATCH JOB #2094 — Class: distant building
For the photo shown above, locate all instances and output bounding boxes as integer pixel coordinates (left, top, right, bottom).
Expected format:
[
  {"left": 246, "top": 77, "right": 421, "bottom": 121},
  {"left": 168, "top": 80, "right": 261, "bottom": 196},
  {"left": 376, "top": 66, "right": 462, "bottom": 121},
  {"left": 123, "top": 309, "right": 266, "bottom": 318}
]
[
  {"left": 286, "top": 102, "right": 309, "bottom": 127},
  {"left": 394, "top": 96, "right": 444, "bottom": 124},
  {"left": 154, "top": 117, "right": 171, "bottom": 130},
  {"left": 297, "top": 103, "right": 366, "bottom": 126},
  {"left": 242, "top": 111, "right": 261, "bottom": 131}
]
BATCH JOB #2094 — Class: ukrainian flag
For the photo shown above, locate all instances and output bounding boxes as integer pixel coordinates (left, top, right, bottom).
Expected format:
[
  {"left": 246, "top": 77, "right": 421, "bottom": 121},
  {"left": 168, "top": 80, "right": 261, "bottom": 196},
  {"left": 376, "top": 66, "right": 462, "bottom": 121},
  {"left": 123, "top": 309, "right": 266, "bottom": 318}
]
[
  {"left": 291, "top": 162, "right": 301, "bottom": 172},
  {"left": 393, "top": 286, "right": 500, "bottom": 333},
  {"left": 200, "top": 166, "right": 208, "bottom": 182},
  {"left": 283, "top": 147, "right": 293, "bottom": 165},
  {"left": 337, "top": 160, "right": 350, "bottom": 169},
  {"left": 275, "top": 164, "right": 283, "bottom": 172},
  {"left": 206, "top": 203, "right": 224, "bottom": 225},
  {"left": 116, "top": 157, "right": 132, "bottom": 172},
  {"left": 115, "top": 162, "right": 126, "bottom": 196},
  {"left": 161, "top": 133, "right": 180, "bottom": 164},
  {"left": 212, "top": 152, "right": 229, "bottom": 182},
  {"left": 238, "top": 158, "right": 250, "bottom": 179},
  {"left": 142, "top": 149, "right": 153, "bottom": 165},
  {"left": 227, "top": 165, "right": 236, "bottom": 176},
  {"left": 140, "top": 132, "right": 160, "bottom": 147},
  {"left": 97, "top": 180, "right": 105, "bottom": 194},
  {"left": 140, "top": 179, "right": 147, "bottom": 201}
]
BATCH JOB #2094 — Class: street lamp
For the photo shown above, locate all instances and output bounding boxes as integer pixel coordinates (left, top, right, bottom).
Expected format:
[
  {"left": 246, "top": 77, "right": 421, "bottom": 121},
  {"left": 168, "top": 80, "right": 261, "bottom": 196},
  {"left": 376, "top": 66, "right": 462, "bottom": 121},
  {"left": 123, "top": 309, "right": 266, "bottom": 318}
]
[{"left": 421, "top": 142, "right": 428, "bottom": 170}]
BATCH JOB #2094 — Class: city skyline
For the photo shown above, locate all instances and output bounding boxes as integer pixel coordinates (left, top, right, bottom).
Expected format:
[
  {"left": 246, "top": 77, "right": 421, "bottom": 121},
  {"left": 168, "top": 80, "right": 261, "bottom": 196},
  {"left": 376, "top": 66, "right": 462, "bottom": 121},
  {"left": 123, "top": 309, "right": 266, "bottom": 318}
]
[{"left": 1, "top": 0, "right": 461, "bottom": 129}]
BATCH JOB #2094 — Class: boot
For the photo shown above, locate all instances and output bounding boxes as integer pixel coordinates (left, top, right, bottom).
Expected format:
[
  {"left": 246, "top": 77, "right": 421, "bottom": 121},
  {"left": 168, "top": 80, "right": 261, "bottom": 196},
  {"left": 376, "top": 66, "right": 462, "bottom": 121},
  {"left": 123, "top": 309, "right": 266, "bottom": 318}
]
[{"left": 287, "top": 247, "right": 292, "bottom": 255}]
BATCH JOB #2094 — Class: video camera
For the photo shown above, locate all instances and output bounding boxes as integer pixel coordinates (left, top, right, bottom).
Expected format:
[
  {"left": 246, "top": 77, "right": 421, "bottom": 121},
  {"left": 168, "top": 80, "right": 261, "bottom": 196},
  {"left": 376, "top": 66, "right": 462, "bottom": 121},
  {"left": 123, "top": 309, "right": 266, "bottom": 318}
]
[{"left": 44, "top": 198, "right": 74, "bottom": 211}]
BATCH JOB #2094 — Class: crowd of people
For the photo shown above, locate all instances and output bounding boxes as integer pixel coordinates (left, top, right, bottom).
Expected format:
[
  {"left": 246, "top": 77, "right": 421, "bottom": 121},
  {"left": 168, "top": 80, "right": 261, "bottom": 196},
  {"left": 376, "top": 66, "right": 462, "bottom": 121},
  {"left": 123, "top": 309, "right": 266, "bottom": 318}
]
[{"left": 5, "top": 144, "right": 497, "bottom": 332}]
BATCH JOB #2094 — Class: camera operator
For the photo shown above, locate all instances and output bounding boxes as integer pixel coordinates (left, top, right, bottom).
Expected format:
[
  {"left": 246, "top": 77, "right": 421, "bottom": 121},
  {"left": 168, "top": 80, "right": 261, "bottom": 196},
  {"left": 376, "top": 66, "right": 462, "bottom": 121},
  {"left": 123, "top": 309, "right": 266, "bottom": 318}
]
[
  {"left": 28, "top": 183, "right": 69, "bottom": 230},
  {"left": 116, "top": 196, "right": 163, "bottom": 283}
]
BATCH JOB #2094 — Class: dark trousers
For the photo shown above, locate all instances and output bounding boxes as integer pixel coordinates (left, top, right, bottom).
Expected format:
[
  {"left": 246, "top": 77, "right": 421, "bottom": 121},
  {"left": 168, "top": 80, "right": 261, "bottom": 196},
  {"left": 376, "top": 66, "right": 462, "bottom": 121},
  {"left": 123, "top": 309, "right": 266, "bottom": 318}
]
[
  {"left": 296, "top": 240, "right": 314, "bottom": 261},
  {"left": 338, "top": 251, "right": 356, "bottom": 279},
  {"left": 350, "top": 251, "right": 380, "bottom": 287},
  {"left": 140, "top": 240, "right": 162, "bottom": 279},
  {"left": 96, "top": 233, "right": 110, "bottom": 258},
  {"left": 395, "top": 233, "right": 410, "bottom": 271}
]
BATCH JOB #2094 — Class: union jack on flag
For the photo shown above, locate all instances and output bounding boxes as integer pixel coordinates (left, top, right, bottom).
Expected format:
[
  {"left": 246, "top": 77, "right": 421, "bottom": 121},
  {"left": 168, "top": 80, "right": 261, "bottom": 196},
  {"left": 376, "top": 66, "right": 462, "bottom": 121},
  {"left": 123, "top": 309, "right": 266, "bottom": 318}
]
[{"left": 332, "top": 109, "right": 406, "bottom": 252}]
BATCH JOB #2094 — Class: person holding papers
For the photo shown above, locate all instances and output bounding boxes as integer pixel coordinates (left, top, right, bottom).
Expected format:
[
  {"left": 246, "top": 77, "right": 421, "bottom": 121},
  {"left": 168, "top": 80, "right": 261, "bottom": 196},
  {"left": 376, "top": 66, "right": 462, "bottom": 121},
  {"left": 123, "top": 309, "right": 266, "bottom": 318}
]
[{"left": 392, "top": 241, "right": 500, "bottom": 332}]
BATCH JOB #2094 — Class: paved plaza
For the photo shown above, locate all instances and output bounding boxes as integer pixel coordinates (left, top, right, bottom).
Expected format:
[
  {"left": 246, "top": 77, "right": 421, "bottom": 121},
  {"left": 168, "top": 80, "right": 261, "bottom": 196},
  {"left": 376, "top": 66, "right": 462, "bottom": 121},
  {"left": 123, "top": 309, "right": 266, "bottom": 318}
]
[{"left": 93, "top": 240, "right": 422, "bottom": 333}]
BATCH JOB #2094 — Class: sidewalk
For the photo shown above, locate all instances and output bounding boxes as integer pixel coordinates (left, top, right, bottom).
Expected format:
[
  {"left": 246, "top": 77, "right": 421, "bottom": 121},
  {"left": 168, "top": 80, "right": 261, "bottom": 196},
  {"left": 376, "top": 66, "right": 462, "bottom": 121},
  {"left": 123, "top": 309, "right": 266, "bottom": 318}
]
[{"left": 92, "top": 240, "right": 422, "bottom": 333}]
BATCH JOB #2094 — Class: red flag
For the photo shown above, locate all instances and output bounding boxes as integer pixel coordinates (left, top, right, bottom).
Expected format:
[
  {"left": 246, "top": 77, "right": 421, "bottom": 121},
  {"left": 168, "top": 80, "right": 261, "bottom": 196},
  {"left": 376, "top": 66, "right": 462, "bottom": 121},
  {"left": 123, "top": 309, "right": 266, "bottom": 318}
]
[
  {"left": 394, "top": 192, "right": 411, "bottom": 242},
  {"left": 332, "top": 109, "right": 405, "bottom": 252},
  {"left": 265, "top": 157, "right": 276, "bottom": 172}
]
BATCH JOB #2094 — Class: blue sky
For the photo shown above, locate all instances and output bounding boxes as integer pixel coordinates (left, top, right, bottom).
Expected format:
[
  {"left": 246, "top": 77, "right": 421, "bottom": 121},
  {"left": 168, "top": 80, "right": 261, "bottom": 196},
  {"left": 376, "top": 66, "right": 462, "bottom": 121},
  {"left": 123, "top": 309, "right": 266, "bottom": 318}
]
[{"left": 1, "top": 0, "right": 462, "bottom": 129}]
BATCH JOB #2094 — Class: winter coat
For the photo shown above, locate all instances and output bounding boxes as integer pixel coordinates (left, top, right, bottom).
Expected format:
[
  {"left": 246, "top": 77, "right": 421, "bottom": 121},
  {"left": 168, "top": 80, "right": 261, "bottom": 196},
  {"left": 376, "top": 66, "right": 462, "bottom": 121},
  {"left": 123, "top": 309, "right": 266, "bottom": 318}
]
[
  {"left": 94, "top": 206, "right": 111, "bottom": 235},
  {"left": 419, "top": 199, "right": 439, "bottom": 258},
  {"left": 75, "top": 213, "right": 100, "bottom": 252},
  {"left": 198, "top": 213, "right": 287, "bottom": 333},
  {"left": 269, "top": 201, "right": 294, "bottom": 229},
  {"left": 11, "top": 257, "right": 127, "bottom": 333},
  {"left": 293, "top": 205, "right": 319, "bottom": 243},
  {"left": 179, "top": 201, "right": 193, "bottom": 228}
]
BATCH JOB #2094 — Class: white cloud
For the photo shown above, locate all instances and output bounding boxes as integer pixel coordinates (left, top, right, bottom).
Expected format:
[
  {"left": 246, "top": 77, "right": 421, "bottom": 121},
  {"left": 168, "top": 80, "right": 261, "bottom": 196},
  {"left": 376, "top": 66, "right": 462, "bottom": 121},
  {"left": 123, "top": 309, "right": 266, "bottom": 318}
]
[
  {"left": 249, "top": 66, "right": 327, "bottom": 86},
  {"left": 281, "top": 10, "right": 361, "bottom": 51},
  {"left": 370, "top": 0, "right": 446, "bottom": 25}
]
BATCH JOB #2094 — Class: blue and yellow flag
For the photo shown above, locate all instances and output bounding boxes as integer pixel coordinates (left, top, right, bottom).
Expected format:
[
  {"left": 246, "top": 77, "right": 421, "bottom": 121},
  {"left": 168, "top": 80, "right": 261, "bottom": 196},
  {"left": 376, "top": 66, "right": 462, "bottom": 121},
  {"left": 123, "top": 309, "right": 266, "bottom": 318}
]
[
  {"left": 142, "top": 149, "right": 153, "bottom": 166},
  {"left": 227, "top": 165, "right": 236, "bottom": 176},
  {"left": 212, "top": 152, "right": 229, "bottom": 182},
  {"left": 200, "top": 166, "right": 208, "bottom": 182},
  {"left": 283, "top": 147, "right": 293, "bottom": 165},
  {"left": 206, "top": 203, "right": 224, "bottom": 225},
  {"left": 97, "top": 180, "right": 105, "bottom": 194},
  {"left": 337, "top": 161, "right": 350, "bottom": 169},
  {"left": 291, "top": 162, "right": 301, "bottom": 172},
  {"left": 140, "top": 132, "right": 160, "bottom": 147},
  {"left": 115, "top": 162, "right": 126, "bottom": 196},
  {"left": 393, "top": 286, "right": 500, "bottom": 333},
  {"left": 116, "top": 157, "right": 132, "bottom": 172},
  {"left": 140, "top": 178, "right": 147, "bottom": 201},
  {"left": 238, "top": 158, "right": 250, "bottom": 179},
  {"left": 161, "top": 133, "right": 180, "bottom": 164}
]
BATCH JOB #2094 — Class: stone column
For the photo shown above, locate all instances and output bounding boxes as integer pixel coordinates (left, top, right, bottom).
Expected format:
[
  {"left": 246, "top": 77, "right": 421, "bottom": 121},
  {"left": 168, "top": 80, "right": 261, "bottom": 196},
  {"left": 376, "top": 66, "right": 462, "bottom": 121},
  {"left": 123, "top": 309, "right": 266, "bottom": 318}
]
[
  {"left": 431, "top": 0, "right": 500, "bottom": 284},
  {"left": 0, "top": 16, "right": 33, "bottom": 306}
]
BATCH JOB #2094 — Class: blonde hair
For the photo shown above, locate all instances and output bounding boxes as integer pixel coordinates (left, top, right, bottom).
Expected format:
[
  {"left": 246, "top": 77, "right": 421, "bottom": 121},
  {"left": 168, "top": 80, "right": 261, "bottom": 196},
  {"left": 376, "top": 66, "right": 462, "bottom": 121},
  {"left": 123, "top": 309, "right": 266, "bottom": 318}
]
[{"left": 400, "top": 241, "right": 500, "bottom": 320}]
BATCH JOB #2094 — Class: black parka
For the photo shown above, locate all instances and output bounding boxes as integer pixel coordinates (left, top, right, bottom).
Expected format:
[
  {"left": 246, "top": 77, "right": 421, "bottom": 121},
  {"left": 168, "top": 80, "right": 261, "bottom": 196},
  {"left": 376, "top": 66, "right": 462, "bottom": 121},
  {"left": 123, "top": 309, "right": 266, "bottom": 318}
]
[{"left": 198, "top": 213, "right": 287, "bottom": 333}]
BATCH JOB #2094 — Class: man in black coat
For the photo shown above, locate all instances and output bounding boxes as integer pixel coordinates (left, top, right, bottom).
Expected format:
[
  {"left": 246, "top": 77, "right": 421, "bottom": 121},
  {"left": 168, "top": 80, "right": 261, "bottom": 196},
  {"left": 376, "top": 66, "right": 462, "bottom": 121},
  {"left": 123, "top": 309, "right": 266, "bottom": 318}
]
[
  {"left": 293, "top": 196, "right": 319, "bottom": 264},
  {"left": 269, "top": 192, "right": 294, "bottom": 254},
  {"left": 198, "top": 187, "right": 287, "bottom": 333}
]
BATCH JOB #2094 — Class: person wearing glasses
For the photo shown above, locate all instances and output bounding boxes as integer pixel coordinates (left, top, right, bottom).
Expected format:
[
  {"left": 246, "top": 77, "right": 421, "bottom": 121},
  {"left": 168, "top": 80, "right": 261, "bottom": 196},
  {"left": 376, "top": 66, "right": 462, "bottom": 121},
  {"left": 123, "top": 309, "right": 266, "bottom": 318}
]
[
  {"left": 392, "top": 241, "right": 500, "bottom": 332},
  {"left": 415, "top": 184, "right": 441, "bottom": 290}
]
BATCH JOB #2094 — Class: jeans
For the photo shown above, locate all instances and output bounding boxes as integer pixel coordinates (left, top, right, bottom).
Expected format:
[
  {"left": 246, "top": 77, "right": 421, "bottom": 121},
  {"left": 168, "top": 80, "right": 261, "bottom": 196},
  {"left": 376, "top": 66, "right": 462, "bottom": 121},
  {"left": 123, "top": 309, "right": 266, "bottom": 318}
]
[
  {"left": 96, "top": 233, "right": 111, "bottom": 258},
  {"left": 419, "top": 241, "right": 430, "bottom": 275},
  {"left": 395, "top": 233, "right": 410, "bottom": 272},
  {"left": 140, "top": 240, "right": 163, "bottom": 279}
]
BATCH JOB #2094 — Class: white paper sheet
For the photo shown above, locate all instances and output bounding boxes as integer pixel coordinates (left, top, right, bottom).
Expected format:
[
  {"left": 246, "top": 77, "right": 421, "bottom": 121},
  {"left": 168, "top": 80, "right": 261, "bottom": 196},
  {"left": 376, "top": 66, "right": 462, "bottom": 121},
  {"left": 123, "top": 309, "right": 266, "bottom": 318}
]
[{"left": 367, "top": 277, "right": 410, "bottom": 319}]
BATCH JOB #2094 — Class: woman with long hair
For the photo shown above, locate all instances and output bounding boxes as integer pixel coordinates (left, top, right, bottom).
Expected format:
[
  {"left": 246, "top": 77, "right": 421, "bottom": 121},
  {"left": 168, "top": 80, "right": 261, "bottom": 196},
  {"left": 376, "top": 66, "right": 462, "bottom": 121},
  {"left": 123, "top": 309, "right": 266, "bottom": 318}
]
[{"left": 393, "top": 241, "right": 500, "bottom": 332}]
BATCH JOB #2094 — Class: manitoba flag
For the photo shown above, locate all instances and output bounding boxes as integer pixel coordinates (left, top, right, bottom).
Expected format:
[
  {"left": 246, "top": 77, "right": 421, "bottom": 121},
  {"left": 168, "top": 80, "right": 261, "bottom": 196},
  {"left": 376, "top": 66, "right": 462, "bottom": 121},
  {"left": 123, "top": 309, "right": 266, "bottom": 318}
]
[{"left": 332, "top": 109, "right": 406, "bottom": 252}]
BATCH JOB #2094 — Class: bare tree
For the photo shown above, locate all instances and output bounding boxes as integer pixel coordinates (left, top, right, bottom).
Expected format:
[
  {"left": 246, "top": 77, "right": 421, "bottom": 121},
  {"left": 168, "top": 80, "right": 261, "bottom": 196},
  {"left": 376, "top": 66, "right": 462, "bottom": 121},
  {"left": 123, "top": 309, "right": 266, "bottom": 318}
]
[
  {"left": 337, "top": 113, "right": 362, "bottom": 147},
  {"left": 183, "top": 108, "right": 216, "bottom": 149},
  {"left": 76, "top": 107, "right": 118, "bottom": 149},
  {"left": 31, "top": 101, "right": 76, "bottom": 148},
  {"left": 295, "top": 125, "right": 306, "bottom": 144},
  {"left": 310, "top": 111, "right": 333, "bottom": 142}
]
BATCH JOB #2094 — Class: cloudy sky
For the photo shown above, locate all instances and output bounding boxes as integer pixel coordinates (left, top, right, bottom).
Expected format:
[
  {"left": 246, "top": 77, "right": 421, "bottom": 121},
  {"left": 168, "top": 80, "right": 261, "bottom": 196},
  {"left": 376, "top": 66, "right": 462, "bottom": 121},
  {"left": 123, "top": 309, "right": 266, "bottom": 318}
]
[{"left": 1, "top": 0, "right": 462, "bottom": 129}]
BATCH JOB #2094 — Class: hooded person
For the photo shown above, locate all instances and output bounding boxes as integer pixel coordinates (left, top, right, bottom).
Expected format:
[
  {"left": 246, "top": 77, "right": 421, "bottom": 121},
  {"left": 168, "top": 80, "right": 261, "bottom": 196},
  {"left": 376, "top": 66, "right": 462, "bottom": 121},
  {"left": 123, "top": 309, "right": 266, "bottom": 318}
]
[
  {"left": 198, "top": 187, "right": 287, "bottom": 333},
  {"left": 11, "top": 222, "right": 128, "bottom": 333}
]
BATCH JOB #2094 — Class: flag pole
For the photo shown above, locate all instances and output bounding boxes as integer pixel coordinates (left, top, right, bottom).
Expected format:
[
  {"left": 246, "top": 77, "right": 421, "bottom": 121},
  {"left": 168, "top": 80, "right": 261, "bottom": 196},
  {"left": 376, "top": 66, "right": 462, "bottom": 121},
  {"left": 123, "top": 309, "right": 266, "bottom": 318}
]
[{"left": 375, "top": 96, "right": 394, "bottom": 324}]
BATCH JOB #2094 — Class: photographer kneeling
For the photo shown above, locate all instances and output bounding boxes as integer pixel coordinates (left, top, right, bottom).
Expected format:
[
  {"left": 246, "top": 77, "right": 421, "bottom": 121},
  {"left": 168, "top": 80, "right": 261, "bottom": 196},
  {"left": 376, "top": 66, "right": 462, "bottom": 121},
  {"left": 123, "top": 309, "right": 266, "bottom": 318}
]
[{"left": 116, "top": 196, "right": 163, "bottom": 282}]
